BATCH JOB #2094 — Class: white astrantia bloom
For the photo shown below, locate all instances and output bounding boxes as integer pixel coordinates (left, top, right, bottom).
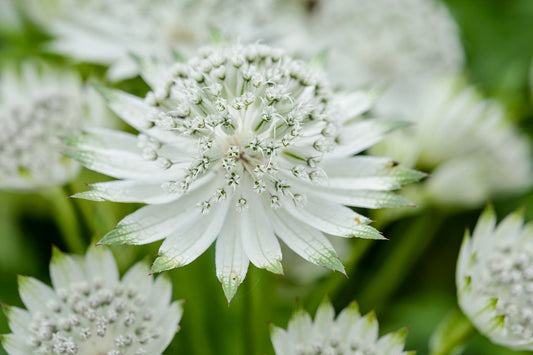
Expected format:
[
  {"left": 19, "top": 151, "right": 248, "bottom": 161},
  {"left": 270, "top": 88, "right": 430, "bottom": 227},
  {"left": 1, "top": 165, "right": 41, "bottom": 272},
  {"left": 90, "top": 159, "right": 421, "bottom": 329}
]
[
  {"left": 373, "top": 77, "right": 533, "bottom": 207},
  {"left": 271, "top": 299, "right": 415, "bottom": 355},
  {"left": 19, "top": 0, "right": 277, "bottom": 81},
  {"left": 457, "top": 207, "right": 533, "bottom": 350},
  {"left": 272, "top": 0, "right": 464, "bottom": 118},
  {"left": 0, "top": 64, "right": 86, "bottom": 191},
  {"left": 66, "top": 44, "right": 423, "bottom": 301},
  {"left": 1, "top": 246, "right": 183, "bottom": 355}
]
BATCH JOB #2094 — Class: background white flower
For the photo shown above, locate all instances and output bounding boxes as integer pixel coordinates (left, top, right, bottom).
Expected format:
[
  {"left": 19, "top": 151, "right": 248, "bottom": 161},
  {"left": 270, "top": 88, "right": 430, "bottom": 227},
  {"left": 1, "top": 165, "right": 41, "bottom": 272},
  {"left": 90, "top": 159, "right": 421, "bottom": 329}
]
[
  {"left": 66, "top": 44, "right": 423, "bottom": 301},
  {"left": 1, "top": 246, "right": 183, "bottom": 355},
  {"left": 0, "top": 64, "right": 86, "bottom": 191},
  {"left": 271, "top": 299, "right": 415, "bottom": 355},
  {"left": 0, "top": 0, "right": 21, "bottom": 33},
  {"left": 372, "top": 77, "right": 533, "bottom": 207},
  {"left": 19, "top": 0, "right": 277, "bottom": 81},
  {"left": 457, "top": 207, "right": 533, "bottom": 350},
  {"left": 270, "top": 0, "right": 464, "bottom": 119}
]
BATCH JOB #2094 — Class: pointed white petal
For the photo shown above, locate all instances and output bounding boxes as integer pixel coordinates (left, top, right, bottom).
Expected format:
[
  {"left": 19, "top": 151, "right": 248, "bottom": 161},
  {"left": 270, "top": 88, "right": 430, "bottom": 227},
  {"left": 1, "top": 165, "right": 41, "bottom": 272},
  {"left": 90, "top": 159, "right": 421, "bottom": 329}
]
[
  {"left": 296, "top": 179, "right": 412, "bottom": 208},
  {"left": 351, "top": 311, "right": 379, "bottom": 343},
  {"left": 121, "top": 262, "right": 152, "bottom": 298},
  {"left": 287, "top": 309, "right": 313, "bottom": 344},
  {"left": 96, "top": 87, "right": 176, "bottom": 142},
  {"left": 64, "top": 128, "right": 139, "bottom": 152},
  {"left": 376, "top": 328, "right": 409, "bottom": 353},
  {"left": 97, "top": 87, "right": 157, "bottom": 129},
  {"left": 18, "top": 276, "right": 60, "bottom": 314},
  {"left": 240, "top": 193, "right": 283, "bottom": 273},
  {"left": 322, "top": 156, "right": 425, "bottom": 190},
  {"left": 1, "top": 333, "right": 33, "bottom": 355},
  {"left": 99, "top": 178, "right": 216, "bottom": 245},
  {"left": 142, "top": 300, "right": 184, "bottom": 354},
  {"left": 335, "top": 301, "right": 361, "bottom": 332},
  {"left": 3, "top": 306, "right": 31, "bottom": 335},
  {"left": 313, "top": 300, "right": 335, "bottom": 333},
  {"left": 64, "top": 129, "right": 187, "bottom": 180},
  {"left": 49, "top": 248, "right": 86, "bottom": 291},
  {"left": 216, "top": 208, "right": 250, "bottom": 302},
  {"left": 85, "top": 246, "right": 119, "bottom": 288},
  {"left": 270, "top": 210, "right": 345, "bottom": 273},
  {"left": 149, "top": 276, "right": 173, "bottom": 317},
  {"left": 283, "top": 195, "right": 380, "bottom": 238},
  {"left": 270, "top": 326, "right": 292, "bottom": 355},
  {"left": 74, "top": 179, "right": 180, "bottom": 204},
  {"left": 330, "top": 120, "right": 409, "bottom": 157},
  {"left": 152, "top": 199, "right": 230, "bottom": 272}
]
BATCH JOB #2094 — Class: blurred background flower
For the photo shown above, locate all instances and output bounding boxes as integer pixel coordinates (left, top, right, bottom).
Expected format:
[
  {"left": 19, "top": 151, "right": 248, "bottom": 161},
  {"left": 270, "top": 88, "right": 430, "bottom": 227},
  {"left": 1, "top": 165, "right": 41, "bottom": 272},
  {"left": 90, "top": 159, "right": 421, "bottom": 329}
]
[
  {"left": 0, "top": 63, "right": 84, "bottom": 191},
  {"left": 457, "top": 207, "right": 533, "bottom": 350},
  {"left": 1, "top": 246, "right": 183, "bottom": 355},
  {"left": 271, "top": 299, "right": 414, "bottom": 355},
  {"left": 17, "top": 0, "right": 277, "bottom": 81}
]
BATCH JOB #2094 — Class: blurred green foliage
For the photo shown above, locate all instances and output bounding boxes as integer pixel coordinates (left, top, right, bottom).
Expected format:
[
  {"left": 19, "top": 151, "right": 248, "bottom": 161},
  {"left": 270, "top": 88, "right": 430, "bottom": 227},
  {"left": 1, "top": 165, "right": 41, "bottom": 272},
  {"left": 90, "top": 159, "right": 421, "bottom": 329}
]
[{"left": 1, "top": 1, "right": 533, "bottom": 354}]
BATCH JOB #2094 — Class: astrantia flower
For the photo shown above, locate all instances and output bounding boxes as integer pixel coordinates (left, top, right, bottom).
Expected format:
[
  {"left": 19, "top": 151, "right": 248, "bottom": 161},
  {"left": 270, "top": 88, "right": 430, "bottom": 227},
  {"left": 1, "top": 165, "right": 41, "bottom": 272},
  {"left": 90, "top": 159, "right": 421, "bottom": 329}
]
[
  {"left": 20, "top": 0, "right": 276, "bottom": 81},
  {"left": 0, "top": 64, "right": 86, "bottom": 190},
  {"left": 457, "top": 207, "right": 533, "bottom": 349},
  {"left": 271, "top": 299, "right": 415, "bottom": 355},
  {"left": 373, "top": 78, "right": 532, "bottom": 207},
  {"left": 272, "top": 0, "right": 463, "bottom": 118},
  {"left": 1, "top": 247, "right": 183, "bottom": 355},
  {"left": 66, "top": 44, "right": 423, "bottom": 301}
]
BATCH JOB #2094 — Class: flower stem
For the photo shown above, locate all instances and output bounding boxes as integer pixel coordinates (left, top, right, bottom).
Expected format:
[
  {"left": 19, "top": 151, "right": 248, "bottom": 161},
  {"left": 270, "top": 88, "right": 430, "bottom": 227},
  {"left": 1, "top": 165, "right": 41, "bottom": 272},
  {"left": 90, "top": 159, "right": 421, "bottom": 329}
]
[
  {"left": 358, "top": 210, "right": 444, "bottom": 309},
  {"left": 41, "top": 186, "right": 86, "bottom": 254},
  {"left": 243, "top": 269, "right": 255, "bottom": 355},
  {"left": 170, "top": 258, "right": 214, "bottom": 355}
]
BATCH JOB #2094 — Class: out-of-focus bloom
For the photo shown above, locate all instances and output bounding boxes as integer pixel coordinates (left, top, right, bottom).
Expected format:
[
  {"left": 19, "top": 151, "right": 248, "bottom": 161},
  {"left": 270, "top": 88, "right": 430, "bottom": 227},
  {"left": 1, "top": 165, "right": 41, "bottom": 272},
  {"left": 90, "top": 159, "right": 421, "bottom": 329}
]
[
  {"left": 19, "top": 0, "right": 277, "bottom": 81},
  {"left": 373, "top": 78, "right": 533, "bottom": 207},
  {"left": 271, "top": 299, "right": 415, "bottom": 355},
  {"left": 0, "top": 0, "right": 21, "bottom": 32},
  {"left": 0, "top": 64, "right": 86, "bottom": 191},
  {"left": 66, "top": 44, "right": 423, "bottom": 301},
  {"left": 273, "top": 0, "right": 464, "bottom": 118},
  {"left": 1, "top": 247, "right": 183, "bottom": 355},
  {"left": 457, "top": 207, "right": 533, "bottom": 350}
]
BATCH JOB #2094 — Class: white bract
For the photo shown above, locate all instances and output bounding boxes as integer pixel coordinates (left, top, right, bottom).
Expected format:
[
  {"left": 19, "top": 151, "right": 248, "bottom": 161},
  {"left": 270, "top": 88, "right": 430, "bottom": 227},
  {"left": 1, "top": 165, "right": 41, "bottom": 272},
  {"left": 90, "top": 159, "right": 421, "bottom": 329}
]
[
  {"left": 20, "top": 0, "right": 276, "bottom": 81},
  {"left": 273, "top": 0, "right": 463, "bottom": 118},
  {"left": 66, "top": 44, "right": 423, "bottom": 301},
  {"left": 1, "top": 247, "right": 183, "bottom": 355},
  {"left": 457, "top": 207, "right": 533, "bottom": 350},
  {"left": 271, "top": 299, "right": 415, "bottom": 355},
  {"left": 373, "top": 78, "right": 532, "bottom": 207},
  {"left": 0, "top": 64, "right": 85, "bottom": 190}
]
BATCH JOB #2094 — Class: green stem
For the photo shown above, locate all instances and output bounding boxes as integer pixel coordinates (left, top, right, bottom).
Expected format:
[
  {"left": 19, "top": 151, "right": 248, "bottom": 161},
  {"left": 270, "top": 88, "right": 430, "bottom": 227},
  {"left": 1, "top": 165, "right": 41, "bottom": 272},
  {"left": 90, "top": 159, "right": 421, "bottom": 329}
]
[
  {"left": 41, "top": 186, "right": 86, "bottom": 254},
  {"left": 359, "top": 210, "right": 444, "bottom": 309},
  {"left": 243, "top": 269, "right": 255, "bottom": 355},
  {"left": 171, "top": 262, "right": 213, "bottom": 355}
]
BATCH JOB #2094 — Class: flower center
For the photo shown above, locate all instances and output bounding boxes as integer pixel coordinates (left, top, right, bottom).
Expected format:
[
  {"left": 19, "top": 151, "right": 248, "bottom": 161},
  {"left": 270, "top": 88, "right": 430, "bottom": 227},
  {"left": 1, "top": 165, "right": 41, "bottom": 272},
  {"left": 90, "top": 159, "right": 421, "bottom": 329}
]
[
  {"left": 0, "top": 96, "right": 80, "bottom": 179},
  {"left": 26, "top": 280, "right": 158, "bottom": 355},
  {"left": 478, "top": 243, "right": 533, "bottom": 339},
  {"left": 141, "top": 45, "right": 339, "bottom": 213}
]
